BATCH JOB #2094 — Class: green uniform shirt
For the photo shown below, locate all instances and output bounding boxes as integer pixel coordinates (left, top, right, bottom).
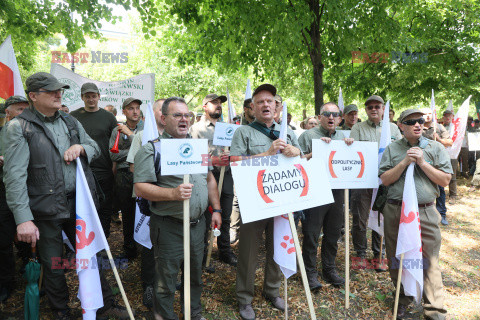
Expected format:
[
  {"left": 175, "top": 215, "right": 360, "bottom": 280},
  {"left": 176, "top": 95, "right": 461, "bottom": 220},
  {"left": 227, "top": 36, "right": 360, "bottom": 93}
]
[
  {"left": 230, "top": 120, "right": 301, "bottom": 156},
  {"left": 189, "top": 116, "right": 227, "bottom": 171},
  {"left": 241, "top": 113, "right": 253, "bottom": 125},
  {"left": 2, "top": 108, "right": 99, "bottom": 225},
  {"left": 422, "top": 123, "right": 450, "bottom": 140},
  {"left": 133, "top": 131, "right": 209, "bottom": 220},
  {"left": 109, "top": 120, "right": 144, "bottom": 170},
  {"left": 378, "top": 136, "right": 453, "bottom": 204},
  {"left": 339, "top": 124, "right": 353, "bottom": 131},
  {"left": 298, "top": 125, "right": 345, "bottom": 154},
  {"left": 350, "top": 119, "right": 402, "bottom": 145}
]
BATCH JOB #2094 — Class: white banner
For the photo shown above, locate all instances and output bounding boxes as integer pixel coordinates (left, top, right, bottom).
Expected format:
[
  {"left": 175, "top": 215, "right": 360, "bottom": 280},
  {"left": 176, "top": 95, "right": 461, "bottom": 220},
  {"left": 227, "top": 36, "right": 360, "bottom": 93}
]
[
  {"left": 231, "top": 155, "right": 334, "bottom": 224},
  {"left": 273, "top": 214, "right": 296, "bottom": 279},
  {"left": 50, "top": 63, "right": 155, "bottom": 112},
  {"left": 160, "top": 139, "right": 208, "bottom": 176},
  {"left": 447, "top": 96, "right": 472, "bottom": 159},
  {"left": 213, "top": 122, "right": 241, "bottom": 146},
  {"left": 312, "top": 140, "right": 379, "bottom": 189},
  {"left": 468, "top": 132, "right": 480, "bottom": 151}
]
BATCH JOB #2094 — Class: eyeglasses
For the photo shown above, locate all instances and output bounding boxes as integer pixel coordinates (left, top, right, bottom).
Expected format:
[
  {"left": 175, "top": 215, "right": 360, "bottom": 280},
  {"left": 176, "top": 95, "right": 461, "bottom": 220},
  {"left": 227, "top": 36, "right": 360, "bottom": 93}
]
[
  {"left": 402, "top": 118, "right": 425, "bottom": 126},
  {"left": 367, "top": 105, "right": 382, "bottom": 110},
  {"left": 321, "top": 111, "right": 341, "bottom": 117},
  {"left": 36, "top": 89, "right": 65, "bottom": 95},
  {"left": 165, "top": 113, "right": 193, "bottom": 120}
]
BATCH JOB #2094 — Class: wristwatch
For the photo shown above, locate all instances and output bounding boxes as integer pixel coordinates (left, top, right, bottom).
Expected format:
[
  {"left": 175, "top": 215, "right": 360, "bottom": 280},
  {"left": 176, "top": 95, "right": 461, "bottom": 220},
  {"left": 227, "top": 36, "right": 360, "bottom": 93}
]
[{"left": 212, "top": 209, "right": 222, "bottom": 213}]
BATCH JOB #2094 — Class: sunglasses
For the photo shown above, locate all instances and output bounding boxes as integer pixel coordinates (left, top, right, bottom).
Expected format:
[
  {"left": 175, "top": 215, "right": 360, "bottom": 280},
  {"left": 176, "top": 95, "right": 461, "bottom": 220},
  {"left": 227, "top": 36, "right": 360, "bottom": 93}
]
[
  {"left": 402, "top": 118, "right": 425, "bottom": 126},
  {"left": 367, "top": 105, "right": 382, "bottom": 110},
  {"left": 321, "top": 111, "right": 341, "bottom": 117}
]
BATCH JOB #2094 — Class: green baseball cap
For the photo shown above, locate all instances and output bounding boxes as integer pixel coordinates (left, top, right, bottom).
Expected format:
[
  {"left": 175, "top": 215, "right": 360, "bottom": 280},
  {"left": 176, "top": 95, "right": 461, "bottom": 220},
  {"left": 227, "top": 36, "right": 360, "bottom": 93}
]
[
  {"left": 365, "top": 95, "right": 385, "bottom": 106},
  {"left": 25, "top": 72, "right": 70, "bottom": 93},
  {"left": 343, "top": 104, "right": 358, "bottom": 115},
  {"left": 202, "top": 94, "right": 227, "bottom": 106},
  {"left": 122, "top": 97, "right": 142, "bottom": 109},
  {"left": 398, "top": 109, "right": 425, "bottom": 123},
  {"left": 81, "top": 82, "right": 100, "bottom": 95},
  {"left": 4, "top": 95, "right": 28, "bottom": 110}
]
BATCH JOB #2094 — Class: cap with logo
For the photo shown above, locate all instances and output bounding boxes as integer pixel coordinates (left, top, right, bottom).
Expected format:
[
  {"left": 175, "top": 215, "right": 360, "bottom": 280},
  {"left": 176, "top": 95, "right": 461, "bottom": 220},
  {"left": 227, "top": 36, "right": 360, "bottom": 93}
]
[
  {"left": 343, "top": 104, "right": 358, "bottom": 115},
  {"left": 25, "top": 72, "right": 70, "bottom": 93},
  {"left": 398, "top": 109, "right": 425, "bottom": 123},
  {"left": 203, "top": 94, "right": 227, "bottom": 106},
  {"left": 122, "top": 97, "right": 142, "bottom": 109},
  {"left": 81, "top": 82, "right": 100, "bottom": 95},
  {"left": 252, "top": 83, "right": 277, "bottom": 98},
  {"left": 364, "top": 95, "right": 385, "bottom": 106},
  {"left": 274, "top": 95, "right": 283, "bottom": 103}
]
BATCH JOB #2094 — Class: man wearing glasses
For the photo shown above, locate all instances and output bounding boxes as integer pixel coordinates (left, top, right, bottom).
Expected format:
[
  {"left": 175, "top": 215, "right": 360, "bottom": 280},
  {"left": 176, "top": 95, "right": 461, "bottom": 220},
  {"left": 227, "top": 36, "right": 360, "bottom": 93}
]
[
  {"left": 190, "top": 93, "right": 238, "bottom": 267},
  {"left": 71, "top": 83, "right": 118, "bottom": 238},
  {"left": 2, "top": 72, "right": 130, "bottom": 319},
  {"left": 134, "top": 97, "right": 222, "bottom": 320},
  {"left": 350, "top": 95, "right": 402, "bottom": 269},
  {"left": 298, "top": 102, "right": 354, "bottom": 290},
  {"left": 379, "top": 109, "right": 451, "bottom": 320}
]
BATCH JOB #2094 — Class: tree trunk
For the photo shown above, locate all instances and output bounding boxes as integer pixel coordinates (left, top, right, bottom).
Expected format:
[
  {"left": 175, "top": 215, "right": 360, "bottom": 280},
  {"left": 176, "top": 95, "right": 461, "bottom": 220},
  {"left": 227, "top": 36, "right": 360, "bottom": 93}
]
[{"left": 307, "top": 0, "right": 324, "bottom": 115}]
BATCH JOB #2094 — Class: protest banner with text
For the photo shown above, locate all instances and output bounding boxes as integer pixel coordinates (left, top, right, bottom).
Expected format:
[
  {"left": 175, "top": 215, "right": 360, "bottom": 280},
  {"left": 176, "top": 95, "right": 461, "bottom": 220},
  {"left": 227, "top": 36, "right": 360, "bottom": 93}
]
[
  {"left": 213, "top": 122, "right": 241, "bottom": 147},
  {"left": 312, "top": 140, "right": 379, "bottom": 189},
  {"left": 160, "top": 139, "right": 208, "bottom": 176},
  {"left": 231, "top": 155, "right": 334, "bottom": 224}
]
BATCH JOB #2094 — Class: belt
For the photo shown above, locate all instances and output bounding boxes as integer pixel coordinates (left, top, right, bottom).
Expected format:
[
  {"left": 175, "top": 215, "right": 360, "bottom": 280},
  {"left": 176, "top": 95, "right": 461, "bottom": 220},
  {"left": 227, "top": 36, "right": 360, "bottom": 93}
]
[
  {"left": 161, "top": 215, "right": 202, "bottom": 226},
  {"left": 387, "top": 199, "right": 434, "bottom": 208}
]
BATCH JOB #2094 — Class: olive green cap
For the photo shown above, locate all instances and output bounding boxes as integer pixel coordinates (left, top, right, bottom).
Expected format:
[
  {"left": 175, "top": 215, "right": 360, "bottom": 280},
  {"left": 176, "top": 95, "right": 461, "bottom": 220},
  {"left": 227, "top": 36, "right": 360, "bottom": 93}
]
[
  {"left": 398, "top": 108, "right": 425, "bottom": 123},
  {"left": 25, "top": 72, "right": 70, "bottom": 93},
  {"left": 122, "top": 97, "right": 142, "bottom": 109},
  {"left": 343, "top": 104, "right": 358, "bottom": 115}
]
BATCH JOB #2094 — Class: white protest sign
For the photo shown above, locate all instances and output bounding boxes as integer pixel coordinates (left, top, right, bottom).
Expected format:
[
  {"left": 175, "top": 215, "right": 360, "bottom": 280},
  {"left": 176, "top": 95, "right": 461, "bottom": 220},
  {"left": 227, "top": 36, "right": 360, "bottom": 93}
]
[
  {"left": 161, "top": 139, "right": 208, "bottom": 176},
  {"left": 213, "top": 122, "right": 241, "bottom": 147},
  {"left": 312, "top": 140, "right": 379, "bottom": 189},
  {"left": 338, "top": 130, "right": 351, "bottom": 138},
  {"left": 468, "top": 132, "right": 480, "bottom": 151},
  {"left": 50, "top": 63, "right": 155, "bottom": 112},
  {"left": 231, "top": 154, "right": 334, "bottom": 223}
]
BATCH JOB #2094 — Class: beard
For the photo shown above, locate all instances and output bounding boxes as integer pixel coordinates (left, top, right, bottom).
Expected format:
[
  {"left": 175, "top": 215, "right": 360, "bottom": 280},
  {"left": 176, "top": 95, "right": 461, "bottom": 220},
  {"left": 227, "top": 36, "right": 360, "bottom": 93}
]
[{"left": 209, "top": 110, "right": 222, "bottom": 119}]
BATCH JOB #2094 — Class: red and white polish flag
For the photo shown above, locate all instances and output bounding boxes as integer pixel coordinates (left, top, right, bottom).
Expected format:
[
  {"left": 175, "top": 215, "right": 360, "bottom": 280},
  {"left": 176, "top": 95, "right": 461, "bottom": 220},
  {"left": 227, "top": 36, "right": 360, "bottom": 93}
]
[
  {"left": 0, "top": 35, "right": 25, "bottom": 99},
  {"left": 447, "top": 96, "right": 472, "bottom": 159},
  {"left": 396, "top": 163, "right": 423, "bottom": 303},
  {"left": 274, "top": 214, "right": 297, "bottom": 279}
]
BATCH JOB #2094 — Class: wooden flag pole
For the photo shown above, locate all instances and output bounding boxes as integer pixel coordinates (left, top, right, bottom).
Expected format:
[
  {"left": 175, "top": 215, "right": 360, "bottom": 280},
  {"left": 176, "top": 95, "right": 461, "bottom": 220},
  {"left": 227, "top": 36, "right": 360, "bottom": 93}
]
[
  {"left": 392, "top": 253, "right": 405, "bottom": 320},
  {"left": 183, "top": 174, "right": 191, "bottom": 320},
  {"left": 106, "top": 248, "right": 135, "bottom": 319},
  {"left": 284, "top": 277, "right": 288, "bottom": 320},
  {"left": 205, "top": 147, "right": 228, "bottom": 268},
  {"left": 287, "top": 213, "right": 317, "bottom": 320},
  {"left": 344, "top": 189, "right": 350, "bottom": 309}
]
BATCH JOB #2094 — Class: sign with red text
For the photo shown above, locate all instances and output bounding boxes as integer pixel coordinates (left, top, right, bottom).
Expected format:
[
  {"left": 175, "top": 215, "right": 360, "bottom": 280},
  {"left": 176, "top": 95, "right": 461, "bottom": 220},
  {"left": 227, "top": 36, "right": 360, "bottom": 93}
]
[
  {"left": 231, "top": 155, "right": 333, "bottom": 223},
  {"left": 213, "top": 122, "right": 241, "bottom": 147},
  {"left": 161, "top": 139, "right": 208, "bottom": 176},
  {"left": 312, "top": 140, "right": 379, "bottom": 189}
]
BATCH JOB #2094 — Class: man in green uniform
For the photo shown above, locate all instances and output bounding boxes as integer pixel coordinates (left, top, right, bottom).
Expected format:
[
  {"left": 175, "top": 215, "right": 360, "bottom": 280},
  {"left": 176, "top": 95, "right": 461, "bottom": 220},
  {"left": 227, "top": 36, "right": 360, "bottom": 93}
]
[
  {"left": 3, "top": 72, "right": 129, "bottom": 319},
  {"left": 380, "top": 109, "right": 452, "bottom": 320},
  {"left": 341, "top": 104, "right": 358, "bottom": 130},
  {"left": 190, "top": 93, "right": 237, "bottom": 266},
  {"left": 241, "top": 98, "right": 255, "bottom": 125},
  {"left": 298, "top": 102, "right": 354, "bottom": 289},
  {"left": 421, "top": 108, "right": 453, "bottom": 226},
  {"left": 350, "top": 95, "right": 402, "bottom": 264},
  {"left": 230, "top": 84, "right": 301, "bottom": 320},
  {"left": 71, "top": 83, "right": 118, "bottom": 238},
  {"left": 109, "top": 97, "right": 143, "bottom": 258},
  {"left": 0, "top": 95, "right": 29, "bottom": 302},
  {"left": 134, "top": 96, "right": 222, "bottom": 320},
  {"left": 125, "top": 98, "right": 164, "bottom": 308}
]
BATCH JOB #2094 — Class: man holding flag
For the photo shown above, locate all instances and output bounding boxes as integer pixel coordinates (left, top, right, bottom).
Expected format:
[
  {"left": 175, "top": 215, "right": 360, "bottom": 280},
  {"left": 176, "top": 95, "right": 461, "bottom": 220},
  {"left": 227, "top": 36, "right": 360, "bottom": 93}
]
[
  {"left": 350, "top": 95, "right": 402, "bottom": 263},
  {"left": 298, "top": 102, "right": 354, "bottom": 289},
  {"left": 190, "top": 93, "right": 237, "bottom": 266},
  {"left": 3, "top": 72, "right": 129, "bottom": 319},
  {"left": 379, "top": 109, "right": 452, "bottom": 319}
]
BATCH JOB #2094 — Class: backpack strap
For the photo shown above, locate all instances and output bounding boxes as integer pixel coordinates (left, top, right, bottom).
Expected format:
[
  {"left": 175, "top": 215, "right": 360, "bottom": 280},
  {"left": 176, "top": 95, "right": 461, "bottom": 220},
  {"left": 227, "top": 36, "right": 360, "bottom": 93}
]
[
  {"left": 149, "top": 139, "right": 162, "bottom": 176},
  {"left": 248, "top": 121, "right": 280, "bottom": 141}
]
